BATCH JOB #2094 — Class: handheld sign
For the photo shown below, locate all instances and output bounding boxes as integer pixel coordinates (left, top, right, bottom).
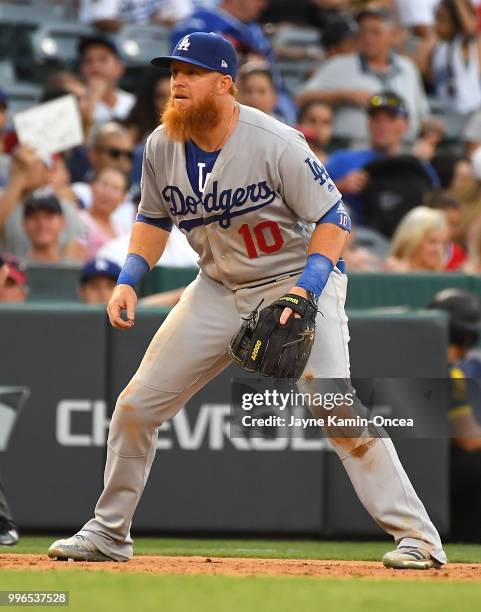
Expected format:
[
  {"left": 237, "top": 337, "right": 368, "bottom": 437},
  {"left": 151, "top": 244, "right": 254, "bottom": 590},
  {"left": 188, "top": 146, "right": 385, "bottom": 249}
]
[{"left": 13, "top": 95, "right": 83, "bottom": 159}]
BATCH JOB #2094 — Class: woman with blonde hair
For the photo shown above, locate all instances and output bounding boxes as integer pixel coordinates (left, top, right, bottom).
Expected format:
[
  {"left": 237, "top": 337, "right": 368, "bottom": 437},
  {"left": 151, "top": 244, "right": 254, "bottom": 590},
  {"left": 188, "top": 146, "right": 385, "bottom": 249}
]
[{"left": 386, "top": 206, "right": 449, "bottom": 271}]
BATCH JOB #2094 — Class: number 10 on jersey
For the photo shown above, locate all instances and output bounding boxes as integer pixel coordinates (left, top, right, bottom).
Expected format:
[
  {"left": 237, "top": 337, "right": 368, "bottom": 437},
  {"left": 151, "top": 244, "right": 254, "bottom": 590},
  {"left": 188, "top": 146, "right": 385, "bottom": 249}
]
[{"left": 238, "top": 221, "right": 284, "bottom": 259}]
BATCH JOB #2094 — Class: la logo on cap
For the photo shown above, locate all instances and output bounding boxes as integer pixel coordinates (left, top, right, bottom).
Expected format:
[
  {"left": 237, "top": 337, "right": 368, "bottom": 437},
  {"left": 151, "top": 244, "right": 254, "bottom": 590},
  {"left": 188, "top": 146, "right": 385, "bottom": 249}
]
[
  {"left": 178, "top": 35, "right": 190, "bottom": 51},
  {"left": 221, "top": 60, "right": 228, "bottom": 67}
]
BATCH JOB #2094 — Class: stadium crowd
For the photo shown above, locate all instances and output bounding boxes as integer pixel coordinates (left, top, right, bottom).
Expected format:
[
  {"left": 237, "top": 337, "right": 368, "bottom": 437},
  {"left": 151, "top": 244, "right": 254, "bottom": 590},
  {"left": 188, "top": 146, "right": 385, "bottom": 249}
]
[
  {"left": 3, "top": 0, "right": 481, "bottom": 545},
  {"left": 4, "top": 0, "right": 481, "bottom": 293}
]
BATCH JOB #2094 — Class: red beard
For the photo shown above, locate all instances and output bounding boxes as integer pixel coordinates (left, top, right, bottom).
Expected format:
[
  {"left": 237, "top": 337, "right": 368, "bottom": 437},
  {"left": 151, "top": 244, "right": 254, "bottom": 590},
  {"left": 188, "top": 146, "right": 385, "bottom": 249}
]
[{"left": 161, "top": 93, "right": 222, "bottom": 142}]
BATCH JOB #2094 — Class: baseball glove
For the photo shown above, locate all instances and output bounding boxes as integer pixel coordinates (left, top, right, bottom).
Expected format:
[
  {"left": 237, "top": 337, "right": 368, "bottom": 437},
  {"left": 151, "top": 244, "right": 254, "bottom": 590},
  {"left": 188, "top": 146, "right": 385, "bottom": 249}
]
[{"left": 228, "top": 293, "right": 318, "bottom": 381}]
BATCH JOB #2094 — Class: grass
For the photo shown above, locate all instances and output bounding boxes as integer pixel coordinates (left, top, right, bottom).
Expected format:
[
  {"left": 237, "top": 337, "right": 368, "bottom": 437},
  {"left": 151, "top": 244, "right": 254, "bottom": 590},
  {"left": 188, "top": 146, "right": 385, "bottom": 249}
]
[
  {"left": 1, "top": 571, "right": 481, "bottom": 612},
  {"left": 2, "top": 538, "right": 481, "bottom": 612},
  {"left": 5, "top": 536, "right": 481, "bottom": 564}
]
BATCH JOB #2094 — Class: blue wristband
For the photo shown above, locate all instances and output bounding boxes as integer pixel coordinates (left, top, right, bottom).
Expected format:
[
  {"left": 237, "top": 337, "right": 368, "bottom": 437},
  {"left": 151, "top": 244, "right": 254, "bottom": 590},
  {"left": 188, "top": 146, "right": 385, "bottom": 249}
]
[
  {"left": 296, "top": 253, "right": 334, "bottom": 298},
  {"left": 117, "top": 253, "right": 150, "bottom": 289}
]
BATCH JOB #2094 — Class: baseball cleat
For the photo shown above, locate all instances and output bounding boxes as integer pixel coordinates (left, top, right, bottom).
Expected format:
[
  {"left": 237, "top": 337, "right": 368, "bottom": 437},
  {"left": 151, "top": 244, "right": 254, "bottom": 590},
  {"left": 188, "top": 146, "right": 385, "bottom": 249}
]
[
  {"left": 48, "top": 535, "right": 112, "bottom": 562},
  {"left": 382, "top": 546, "right": 442, "bottom": 570},
  {"left": 0, "top": 528, "right": 19, "bottom": 546}
]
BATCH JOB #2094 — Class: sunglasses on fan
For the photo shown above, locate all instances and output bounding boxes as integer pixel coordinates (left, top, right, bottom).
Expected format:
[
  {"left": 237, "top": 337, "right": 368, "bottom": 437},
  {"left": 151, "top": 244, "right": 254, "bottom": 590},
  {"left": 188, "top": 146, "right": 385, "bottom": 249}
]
[{"left": 99, "top": 147, "right": 134, "bottom": 161}]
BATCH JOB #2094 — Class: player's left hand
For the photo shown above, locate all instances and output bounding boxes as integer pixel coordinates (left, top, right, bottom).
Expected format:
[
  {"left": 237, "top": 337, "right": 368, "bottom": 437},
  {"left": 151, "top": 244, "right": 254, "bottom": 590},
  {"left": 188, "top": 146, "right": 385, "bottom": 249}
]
[{"left": 279, "top": 286, "right": 308, "bottom": 325}]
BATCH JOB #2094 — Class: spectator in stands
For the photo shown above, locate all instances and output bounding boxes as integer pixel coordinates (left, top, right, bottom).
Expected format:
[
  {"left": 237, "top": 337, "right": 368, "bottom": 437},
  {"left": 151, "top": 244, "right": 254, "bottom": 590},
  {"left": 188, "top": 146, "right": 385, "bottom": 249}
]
[
  {"left": 427, "top": 289, "right": 481, "bottom": 541},
  {"left": 297, "top": 100, "right": 333, "bottom": 164},
  {"left": 0, "top": 254, "right": 27, "bottom": 303},
  {"left": 171, "top": 0, "right": 297, "bottom": 124},
  {"left": 326, "top": 92, "right": 436, "bottom": 226},
  {"left": 74, "top": 123, "right": 134, "bottom": 199},
  {"left": 320, "top": 14, "right": 357, "bottom": 59},
  {"left": 22, "top": 193, "right": 85, "bottom": 264},
  {"left": 416, "top": 0, "right": 481, "bottom": 115},
  {"left": 259, "top": 0, "right": 351, "bottom": 29},
  {"left": 79, "top": 168, "right": 131, "bottom": 259},
  {"left": 386, "top": 206, "right": 448, "bottom": 271},
  {"left": 124, "top": 69, "right": 171, "bottom": 186},
  {"left": 79, "top": 0, "right": 193, "bottom": 31},
  {"left": 0, "top": 147, "right": 85, "bottom": 258},
  {"left": 426, "top": 192, "right": 467, "bottom": 270},
  {"left": 237, "top": 63, "right": 280, "bottom": 119},
  {"left": 72, "top": 122, "right": 136, "bottom": 228},
  {"left": 296, "top": 6, "right": 430, "bottom": 148},
  {"left": 78, "top": 257, "right": 186, "bottom": 307},
  {"left": 78, "top": 36, "right": 135, "bottom": 125},
  {"left": 78, "top": 258, "right": 121, "bottom": 304}
]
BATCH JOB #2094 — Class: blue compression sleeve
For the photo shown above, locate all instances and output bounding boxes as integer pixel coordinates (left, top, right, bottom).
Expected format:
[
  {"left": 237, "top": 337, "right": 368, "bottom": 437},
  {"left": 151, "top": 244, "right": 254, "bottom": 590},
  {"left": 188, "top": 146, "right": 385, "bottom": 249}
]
[
  {"left": 296, "top": 253, "right": 334, "bottom": 298},
  {"left": 117, "top": 253, "right": 150, "bottom": 288}
]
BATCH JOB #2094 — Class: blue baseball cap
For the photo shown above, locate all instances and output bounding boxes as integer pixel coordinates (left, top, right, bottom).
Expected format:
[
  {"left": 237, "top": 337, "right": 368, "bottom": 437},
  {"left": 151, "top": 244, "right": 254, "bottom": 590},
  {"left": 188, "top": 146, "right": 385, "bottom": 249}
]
[
  {"left": 80, "top": 259, "right": 121, "bottom": 285},
  {"left": 151, "top": 32, "right": 237, "bottom": 80}
]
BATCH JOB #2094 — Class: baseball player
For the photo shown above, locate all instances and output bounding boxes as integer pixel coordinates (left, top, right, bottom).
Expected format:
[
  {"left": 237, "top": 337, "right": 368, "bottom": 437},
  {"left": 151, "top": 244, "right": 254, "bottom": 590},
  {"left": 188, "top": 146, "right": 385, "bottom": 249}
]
[{"left": 49, "top": 33, "right": 446, "bottom": 570}]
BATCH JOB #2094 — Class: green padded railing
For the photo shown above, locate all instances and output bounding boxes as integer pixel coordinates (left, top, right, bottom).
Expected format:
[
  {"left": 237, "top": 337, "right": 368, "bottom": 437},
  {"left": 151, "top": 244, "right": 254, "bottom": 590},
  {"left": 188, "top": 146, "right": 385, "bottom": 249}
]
[
  {"left": 139, "top": 266, "right": 199, "bottom": 296},
  {"left": 345, "top": 272, "right": 481, "bottom": 309},
  {"left": 139, "top": 268, "right": 481, "bottom": 310},
  {"left": 23, "top": 263, "right": 481, "bottom": 311}
]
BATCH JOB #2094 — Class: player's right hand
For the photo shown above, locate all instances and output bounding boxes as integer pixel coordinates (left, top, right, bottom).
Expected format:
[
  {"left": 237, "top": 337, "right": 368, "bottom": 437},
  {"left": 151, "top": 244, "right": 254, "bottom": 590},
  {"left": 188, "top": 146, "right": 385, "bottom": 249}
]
[{"left": 107, "top": 284, "right": 137, "bottom": 329}]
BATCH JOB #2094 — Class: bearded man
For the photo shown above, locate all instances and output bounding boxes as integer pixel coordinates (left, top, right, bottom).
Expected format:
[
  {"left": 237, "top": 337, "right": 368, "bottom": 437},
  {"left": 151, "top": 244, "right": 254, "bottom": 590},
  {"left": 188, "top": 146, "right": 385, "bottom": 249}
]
[{"left": 48, "top": 33, "right": 446, "bottom": 571}]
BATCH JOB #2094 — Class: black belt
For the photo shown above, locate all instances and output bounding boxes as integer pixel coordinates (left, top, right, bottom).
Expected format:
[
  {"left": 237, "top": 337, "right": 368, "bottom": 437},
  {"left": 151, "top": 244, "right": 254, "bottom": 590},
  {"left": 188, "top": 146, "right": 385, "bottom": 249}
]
[{"left": 244, "top": 268, "right": 304, "bottom": 290}]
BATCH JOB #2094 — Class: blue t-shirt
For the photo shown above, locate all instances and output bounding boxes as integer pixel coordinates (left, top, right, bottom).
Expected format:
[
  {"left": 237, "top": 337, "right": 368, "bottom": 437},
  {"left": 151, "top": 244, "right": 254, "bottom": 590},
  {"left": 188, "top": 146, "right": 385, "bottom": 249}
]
[
  {"left": 185, "top": 139, "right": 221, "bottom": 198},
  {"left": 326, "top": 149, "right": 380, "bottom": 224},
  {"left": 326, "top": 149, "right": 440, "bottom": 224}
]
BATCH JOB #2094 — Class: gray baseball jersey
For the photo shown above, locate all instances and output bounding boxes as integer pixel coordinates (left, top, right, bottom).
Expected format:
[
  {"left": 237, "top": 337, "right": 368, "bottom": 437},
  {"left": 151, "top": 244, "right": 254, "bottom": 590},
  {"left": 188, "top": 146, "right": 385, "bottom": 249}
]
[{"left": 138, "top": 104, "right": 342, "bottom": 290}]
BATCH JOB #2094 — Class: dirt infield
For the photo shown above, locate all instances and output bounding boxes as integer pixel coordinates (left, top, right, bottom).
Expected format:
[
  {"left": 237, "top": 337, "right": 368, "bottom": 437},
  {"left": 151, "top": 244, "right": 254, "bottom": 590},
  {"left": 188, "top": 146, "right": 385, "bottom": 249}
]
[{"left": 2, "top": 554, "right": 481, "bottom": 581}]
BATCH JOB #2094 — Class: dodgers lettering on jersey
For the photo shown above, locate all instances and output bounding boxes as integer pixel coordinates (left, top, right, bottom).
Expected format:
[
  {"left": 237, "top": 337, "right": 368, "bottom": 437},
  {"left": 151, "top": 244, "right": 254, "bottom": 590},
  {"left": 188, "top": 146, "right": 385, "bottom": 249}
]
[{"left": 139, "top": 104, "right": 342, "bottom": 290}]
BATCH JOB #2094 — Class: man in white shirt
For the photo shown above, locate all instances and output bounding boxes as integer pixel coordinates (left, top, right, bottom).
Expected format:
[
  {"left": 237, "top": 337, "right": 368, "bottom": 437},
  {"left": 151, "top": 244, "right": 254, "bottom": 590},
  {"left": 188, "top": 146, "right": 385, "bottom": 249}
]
[
  {"left": 296, "top": 7, "right": 430, "bottom": 148},
  {"left": 79, "top": 0, "right": 193, "bottom": 30},
  {"left": 78, "top": 36, "right": 135, "bottom": 124}
]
